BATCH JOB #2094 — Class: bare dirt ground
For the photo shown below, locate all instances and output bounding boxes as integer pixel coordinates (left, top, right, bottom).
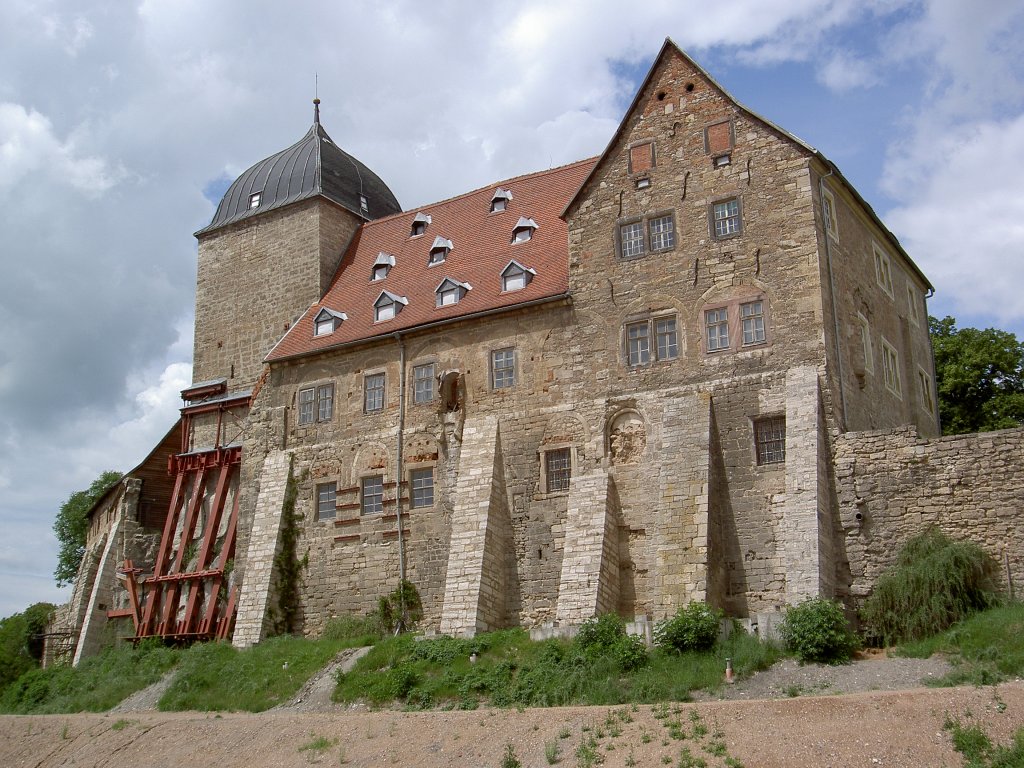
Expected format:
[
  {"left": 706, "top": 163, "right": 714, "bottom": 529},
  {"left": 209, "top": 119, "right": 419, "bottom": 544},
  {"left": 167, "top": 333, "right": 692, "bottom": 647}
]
[{"left": 2, "top": 655, "right": 1021, "bottom": 768}]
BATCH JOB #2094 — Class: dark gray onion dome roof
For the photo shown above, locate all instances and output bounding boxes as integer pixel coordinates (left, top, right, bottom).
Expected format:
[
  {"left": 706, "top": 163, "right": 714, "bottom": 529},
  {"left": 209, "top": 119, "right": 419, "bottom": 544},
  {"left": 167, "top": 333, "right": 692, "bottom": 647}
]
[{"left": 196, "top": 109, "right": 402, "bottom": 236}]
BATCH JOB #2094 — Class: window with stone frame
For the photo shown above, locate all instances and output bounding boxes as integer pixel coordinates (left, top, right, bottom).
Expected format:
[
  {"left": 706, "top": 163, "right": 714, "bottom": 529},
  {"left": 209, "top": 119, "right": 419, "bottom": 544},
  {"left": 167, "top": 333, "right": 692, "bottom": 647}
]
[
  {"left": 544, "top": 447, "right": 572, "bottom": 493},
  {"left": 711, "top": 197, "right": 742, "bottom": 239},
  {"left": 361, "top": 475, "right": 383, "bottom": 515},
  {"left": 617, "top": 211, "right": 676, "bottom": 259},
  {"left": 298, "top": 383, "right": 334, "bottom": 425},
  {"left": 822, "top": 186, "right": 839, "bottom": 241},
  {"left": 705, "top": 307, "right": 730, "bottom": 352},
  {"left": 873, "top": 243, "right": 895, "bottom": 299},
  {"left": 754, "top": 416, "right": 786, "bottom": 465},
  {"left": 907, "top": 284, "right": 921, "bottom": 326},
  {"left": 410, "top": 467, "right": 434, "bottom": 509},
  {"left": 413, "top": 363, "right": 436, "bottom": 404},
  {"left": 918, "top": 367, "right": 935, "bottom": 415},
  {"left": 364, "top": 373, "right": 385, "bottom": 412},
  {"left": 625, "top": 315, "right": 677, "bottom": 367},
  {"left": 740, "top": 300, "right": 766, "bottom": 346},
  {"left": 491, "top": 347, "right": 516, "bottom": 389},
  {"left": 881, "top": 338, "right": 902, "bottom": 397},
  {"left": 316, "top": 482, "right": 337, "bottom": 521},
  {"left": 858, "top": 312, "right": 874, "bottom": 374},
  {"left": 619, "top": 220, "right": 645, "bottom": 258}
]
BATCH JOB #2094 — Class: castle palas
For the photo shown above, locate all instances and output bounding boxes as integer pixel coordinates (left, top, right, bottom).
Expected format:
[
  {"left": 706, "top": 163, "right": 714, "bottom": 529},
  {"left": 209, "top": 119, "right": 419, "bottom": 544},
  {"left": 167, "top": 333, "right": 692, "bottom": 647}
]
[{"left": 55, "top": 40, "right": 1024, "bottom": 662}]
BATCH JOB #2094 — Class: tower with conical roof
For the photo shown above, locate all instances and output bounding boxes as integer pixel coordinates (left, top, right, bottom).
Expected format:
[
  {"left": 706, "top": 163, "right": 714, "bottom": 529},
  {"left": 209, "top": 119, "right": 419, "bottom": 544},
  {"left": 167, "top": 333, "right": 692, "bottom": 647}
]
[{"left": 192, "top": 101, "right": 401, "bottom": 390}]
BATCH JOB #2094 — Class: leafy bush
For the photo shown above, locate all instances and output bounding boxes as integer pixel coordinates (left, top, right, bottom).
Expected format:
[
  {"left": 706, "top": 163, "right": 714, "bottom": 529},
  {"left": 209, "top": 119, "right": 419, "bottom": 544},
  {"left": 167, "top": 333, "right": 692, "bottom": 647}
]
[
  {"left": 574, "top": 613, "right": 648, "bottom": 671},
  {"left": 860, "top": 529, "right": 1000, "bottom": 645},
  {"left": 654, "top": 602, "right": 722, "bottom": 653},
  {"left": 377, "top": 580, "right": 423, "bottom": 634},
  {"left": 780, "top": 598, "right": 857, "bottom": 664}
]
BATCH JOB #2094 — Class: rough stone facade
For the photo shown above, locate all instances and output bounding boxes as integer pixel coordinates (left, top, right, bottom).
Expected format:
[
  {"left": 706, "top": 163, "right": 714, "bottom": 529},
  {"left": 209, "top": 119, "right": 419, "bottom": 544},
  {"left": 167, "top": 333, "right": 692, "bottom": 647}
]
[
  {"left": 67, "top": 40, "right": 1023, "bottom": 659},
  {"left": 834, "top": 426, "right": 1024, "bottom": 604}
]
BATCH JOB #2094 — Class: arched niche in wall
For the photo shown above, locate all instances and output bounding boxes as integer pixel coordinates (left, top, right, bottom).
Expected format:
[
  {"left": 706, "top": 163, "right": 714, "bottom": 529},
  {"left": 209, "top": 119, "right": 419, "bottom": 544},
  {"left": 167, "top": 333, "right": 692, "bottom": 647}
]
[{"left": 607, "top": 409, "right": 647, "bottom": 466}]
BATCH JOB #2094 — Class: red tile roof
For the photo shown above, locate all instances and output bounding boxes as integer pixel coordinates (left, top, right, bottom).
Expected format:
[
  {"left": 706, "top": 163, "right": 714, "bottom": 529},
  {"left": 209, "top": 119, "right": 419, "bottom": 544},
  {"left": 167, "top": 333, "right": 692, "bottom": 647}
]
[{"left": 266, "top": 158, "right": 596, "bottom": 362}]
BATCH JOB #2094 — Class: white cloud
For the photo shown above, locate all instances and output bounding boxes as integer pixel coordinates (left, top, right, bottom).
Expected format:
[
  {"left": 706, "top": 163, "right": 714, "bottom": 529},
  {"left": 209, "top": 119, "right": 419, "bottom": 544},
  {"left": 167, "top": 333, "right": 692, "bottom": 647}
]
[
  {"left": 0, "top": 103, "right": 123, "bottom": 197},
  {"left": 817, "top": 51, "right": 879, "bottom": 91},
  {"left": 886, "top": 115, "right": 1024, "bottom": 325}
]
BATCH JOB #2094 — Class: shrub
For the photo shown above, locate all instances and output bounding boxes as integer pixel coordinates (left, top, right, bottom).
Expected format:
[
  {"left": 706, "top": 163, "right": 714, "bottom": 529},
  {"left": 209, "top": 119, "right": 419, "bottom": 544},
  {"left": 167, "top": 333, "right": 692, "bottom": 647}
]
[
  {"left": 574, "top": 614, "right": 648, "bottom": 671},
  {"left": 654, "top": 602, "right": 722, "bottom": 653},
  {"left": 860, "top": 529, "right": 1000, "bottom": 645},
  {"left": 377, "top": 580, "right": 423, "bottom": 634},
  {"left": 780, "top": 598, "right": 857, "bottom": 664}
]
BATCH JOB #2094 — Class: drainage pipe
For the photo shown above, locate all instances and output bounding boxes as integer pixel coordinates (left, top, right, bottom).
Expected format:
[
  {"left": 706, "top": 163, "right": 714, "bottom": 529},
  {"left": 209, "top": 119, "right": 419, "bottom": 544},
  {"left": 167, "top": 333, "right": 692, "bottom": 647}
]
[{"left": 394, "top": 332, "right": 408, "bottom": 630}]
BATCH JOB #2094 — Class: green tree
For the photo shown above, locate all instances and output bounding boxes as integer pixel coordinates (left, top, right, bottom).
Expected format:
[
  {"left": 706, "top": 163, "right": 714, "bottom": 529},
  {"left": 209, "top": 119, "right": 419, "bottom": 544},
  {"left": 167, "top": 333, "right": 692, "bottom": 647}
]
[
  {"left": 929, "top": 316, "right": 1024, "bottom": 435},
  {"left": 0, "top": 603, "right": 55, "bottom": 690},
  {"left": 53, "top": 471, "right": 122, "bottom": 586}
]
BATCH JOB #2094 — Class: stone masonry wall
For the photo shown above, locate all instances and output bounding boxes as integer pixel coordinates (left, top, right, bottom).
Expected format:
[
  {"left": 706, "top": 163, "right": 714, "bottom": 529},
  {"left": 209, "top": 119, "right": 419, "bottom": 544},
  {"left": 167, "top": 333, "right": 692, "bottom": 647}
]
[
  {"left": 194, "top": 199, "right": 360, "bottom": 391},
  {"left": 834, "top": 426, "right": 1024, "bottom": 605}
]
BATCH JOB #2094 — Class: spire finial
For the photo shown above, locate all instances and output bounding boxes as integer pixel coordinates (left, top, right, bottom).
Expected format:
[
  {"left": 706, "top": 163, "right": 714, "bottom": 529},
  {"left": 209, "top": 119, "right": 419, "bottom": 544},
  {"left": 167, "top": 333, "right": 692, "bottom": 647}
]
[{"left": 313, "top": 73, "right": 320, "bottom": 124}]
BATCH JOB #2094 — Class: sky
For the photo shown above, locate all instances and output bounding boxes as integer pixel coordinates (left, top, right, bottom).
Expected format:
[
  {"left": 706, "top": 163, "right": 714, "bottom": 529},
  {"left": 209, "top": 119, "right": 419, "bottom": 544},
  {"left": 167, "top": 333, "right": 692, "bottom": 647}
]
[{"left": 2, "top": 0, "right": 1023, "bottom": 619}]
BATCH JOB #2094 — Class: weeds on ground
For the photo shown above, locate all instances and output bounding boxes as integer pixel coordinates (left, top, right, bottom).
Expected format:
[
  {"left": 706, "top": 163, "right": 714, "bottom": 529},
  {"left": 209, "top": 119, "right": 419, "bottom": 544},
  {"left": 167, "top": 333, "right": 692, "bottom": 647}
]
[
  {"left": 900, "top": 603, "right": 1024, "bottom": 687},
  {"left": 500, "top": 742, "right": 522, "bottom": 768},
  {"left": 299, "top": 735, "right": 336, "bottom": 754},
  {"left": 0, "top": 639, "right": 180, "bottom": 714},
  {"left": 944, "top": 715, "right": 1024, "bottom": 767},
  {"left": 544, "top": 738, "right": 561, "bottom": 764}
]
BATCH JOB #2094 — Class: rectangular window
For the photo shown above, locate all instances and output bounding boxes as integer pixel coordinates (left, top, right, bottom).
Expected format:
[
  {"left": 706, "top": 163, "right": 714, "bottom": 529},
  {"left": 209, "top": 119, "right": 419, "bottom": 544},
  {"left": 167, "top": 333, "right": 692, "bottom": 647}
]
[
  {"left": 545, "top": 448, "right": 571, "bottom": 493},
  {"left": 822, "top": 187, "right": 839, "bottom": 240},
  {"left": 649, "top": 214, "right": 675, "bottom": 251},
  {"left": 626, "top": 322, "right": 650, "bottom": 366},
  {"left": 858, "top": 313, "right": 874, "bottom": 374},
  {"left": 619, "top": 221, "right": 645, "bottom": 258},
  {"left": 754, "top": 417, "right": 786, "bottom": 465},
  {"left": 705, "top": 308, "right": 730, "bottom": 352},
  {"left": 881, "top": 338, "right": 902, "bottom": 397},
  {"left": 712, "top": 198, "right": 741, "bottom": 238},
  {"left": 316, "top": 482, "right": 337, "bottom": 521},
  {"left": 907, "top": 285, "right": 921, "bottom": 326},
  {"left": 918, "top": 368, "right": 935, "bottom": 415},
  {"left": 413, "top": 363, "right": 435, "bottom": 404},
  {"left": 298, "top": 384, "right": 333, "bottom": 426},
  {"left": 655, "top": 317, "right": 678, "bottom": 360},
  {"left": 410, "top": 467, "right": 434, "bottom": 509},
  {"left": 364, "top": 373, "right": 385, "bottom": 412},
  {"left": 361, "top": 476, "right": 383, "bottom": 515},
  {"left": 873, "top": 244, "right": 895, "bottom": 298},
  {"left": 298, "top": 387, "right": 315, "bottom": 425},
  {"left": 740, "top": 301, "right": 766, "bottom": 346},
  {"left": 491, "top": 348, "right": 516, "bottom": 389}
]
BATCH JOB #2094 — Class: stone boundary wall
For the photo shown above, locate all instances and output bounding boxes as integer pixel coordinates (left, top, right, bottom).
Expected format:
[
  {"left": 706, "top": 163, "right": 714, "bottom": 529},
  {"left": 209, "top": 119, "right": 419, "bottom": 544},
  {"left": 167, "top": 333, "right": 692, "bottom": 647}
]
[{"left": 834, "top": 425, "right": 1024, "bottom": 604}]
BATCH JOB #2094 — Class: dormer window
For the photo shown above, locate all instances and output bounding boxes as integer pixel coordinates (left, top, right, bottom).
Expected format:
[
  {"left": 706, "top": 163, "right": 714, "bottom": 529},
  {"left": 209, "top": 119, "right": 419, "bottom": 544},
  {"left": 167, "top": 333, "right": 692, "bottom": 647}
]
[
  {"left": 410, "top": 212, "right": 431, "bottom": 237},
  {"left": 490, "top": 188, "right": 513, "bottom": 213},
  {"left": 248, "top": 192, "right": 262, "bottom": 209},
  {"left": 313, "top": 308, "right": 347, "bottom": 337},
  {"left": 435, "top": 278, "right": 471, "bottom": 307},
  {"left": 371, "top": 252, "right": 395, "bottom": 281},
  {"left": 374, "top": 290, "right": 408, "bottom": 322},
  {"left": 511, "top": 217, "right": 538, "bottom": 243},
  {"left": 501, "top": 259, "right": 536, "bottom": 292},
  {"left": 359, "top": 195, "right": 369, "bottom": 214},
  {"left": 429, "top": 236, "right": 452, "bottom": 266}
]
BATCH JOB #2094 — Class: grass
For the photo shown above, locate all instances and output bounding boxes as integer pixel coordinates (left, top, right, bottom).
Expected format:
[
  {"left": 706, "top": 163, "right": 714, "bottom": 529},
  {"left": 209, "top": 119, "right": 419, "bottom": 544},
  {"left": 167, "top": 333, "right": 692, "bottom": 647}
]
[
  {"left": 0, "top": 639, "right": 180, "bottom": 714},
  {"left": 898, "top": 602, "right": 1024, "bottom": 686},
  {"left": 944, "top": 716, "right": 1024, "bottom": 767},
  {"left": 332, "top": 628, "right": 781, "bottom": 709},
  {"left": 159, "top": 634, "right": 350, "bottom": 712}
]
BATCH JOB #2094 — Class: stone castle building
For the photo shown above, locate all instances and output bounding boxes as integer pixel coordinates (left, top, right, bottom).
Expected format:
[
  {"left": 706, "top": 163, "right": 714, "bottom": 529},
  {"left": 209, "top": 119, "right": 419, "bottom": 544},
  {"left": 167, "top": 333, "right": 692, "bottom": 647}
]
[{"left": 55, "top": 40, "right": 1022, "bottom": 660}]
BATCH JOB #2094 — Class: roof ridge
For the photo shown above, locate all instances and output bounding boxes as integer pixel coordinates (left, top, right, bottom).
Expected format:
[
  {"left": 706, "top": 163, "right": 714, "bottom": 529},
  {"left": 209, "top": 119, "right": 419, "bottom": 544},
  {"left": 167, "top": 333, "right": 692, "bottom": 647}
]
[{"left": 362, "top": 156, "right": 600, "bottom": 229}]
